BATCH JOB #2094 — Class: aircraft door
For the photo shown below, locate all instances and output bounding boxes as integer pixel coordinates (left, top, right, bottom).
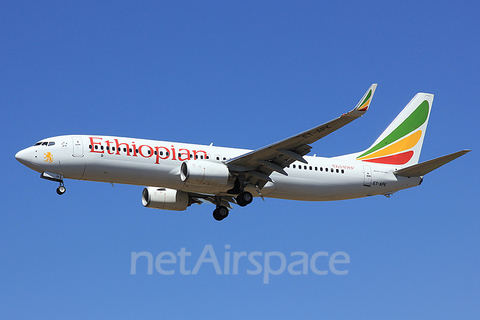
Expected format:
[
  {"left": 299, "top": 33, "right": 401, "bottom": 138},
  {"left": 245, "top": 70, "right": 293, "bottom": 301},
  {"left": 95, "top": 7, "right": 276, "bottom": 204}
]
[
  {"left": 72, "top": 136, "right": 84, "bottom": 157},
  {"left": 363, "top": 165, "right": 372, "bottom": 187}
]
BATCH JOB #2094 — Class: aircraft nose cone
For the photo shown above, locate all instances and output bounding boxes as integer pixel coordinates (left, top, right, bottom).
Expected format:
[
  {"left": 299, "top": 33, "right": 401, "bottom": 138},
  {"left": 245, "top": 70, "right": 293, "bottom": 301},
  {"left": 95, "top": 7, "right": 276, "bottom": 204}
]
[{"left": 15, "top": 148, "right": 31, "bottom": 166}]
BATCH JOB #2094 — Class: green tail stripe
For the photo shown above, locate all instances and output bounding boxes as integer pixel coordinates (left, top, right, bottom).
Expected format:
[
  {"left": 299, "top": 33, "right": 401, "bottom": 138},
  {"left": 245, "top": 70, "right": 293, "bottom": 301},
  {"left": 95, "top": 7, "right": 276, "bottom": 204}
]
[
  {"left": 357, "top": 100, "right": 429, "bottom": 158},
  {"left": 359, "top": 90, "right": 372, "bottom": 108}
]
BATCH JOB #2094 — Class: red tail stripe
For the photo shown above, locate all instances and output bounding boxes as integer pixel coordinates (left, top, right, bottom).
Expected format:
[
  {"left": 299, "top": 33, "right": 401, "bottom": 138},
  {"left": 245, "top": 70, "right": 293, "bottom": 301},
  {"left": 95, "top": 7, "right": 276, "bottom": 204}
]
[{"left": 362, "top": 151, "right": 414, "bottom": 165}]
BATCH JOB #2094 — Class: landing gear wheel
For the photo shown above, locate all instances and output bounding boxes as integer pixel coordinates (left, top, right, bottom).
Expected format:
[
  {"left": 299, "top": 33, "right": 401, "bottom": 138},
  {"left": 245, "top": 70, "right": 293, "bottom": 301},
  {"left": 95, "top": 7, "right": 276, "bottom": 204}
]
[
  {"left": 56, "top": 185, "right": 66, "bottom": 195},
  {"left": 213, "top": 206, "right": 229, "bottom": 221},
  {"left": 236, "top": 191, "right": 253, "bottom": 207}
]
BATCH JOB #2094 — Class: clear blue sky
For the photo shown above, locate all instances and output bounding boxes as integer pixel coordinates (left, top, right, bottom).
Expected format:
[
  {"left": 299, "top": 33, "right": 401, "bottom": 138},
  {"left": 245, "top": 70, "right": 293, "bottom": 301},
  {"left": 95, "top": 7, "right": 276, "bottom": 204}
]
[{"left": 2, "top": 1, "right": 479, "bottom": 319}]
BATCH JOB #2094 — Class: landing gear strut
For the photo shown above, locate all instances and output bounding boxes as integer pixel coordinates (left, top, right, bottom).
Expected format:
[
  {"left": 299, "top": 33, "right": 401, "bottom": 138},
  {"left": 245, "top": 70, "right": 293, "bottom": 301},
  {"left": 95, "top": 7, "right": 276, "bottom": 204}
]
[{"left": 213, "top": 206, "right": 229, "bottom": 221}]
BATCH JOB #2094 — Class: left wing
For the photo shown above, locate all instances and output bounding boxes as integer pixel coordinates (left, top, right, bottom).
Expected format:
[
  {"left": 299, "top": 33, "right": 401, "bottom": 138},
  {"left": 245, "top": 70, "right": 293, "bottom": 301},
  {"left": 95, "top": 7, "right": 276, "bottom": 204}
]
[{"left": 226, "top": 84, "right": 377, "bottom": 189}]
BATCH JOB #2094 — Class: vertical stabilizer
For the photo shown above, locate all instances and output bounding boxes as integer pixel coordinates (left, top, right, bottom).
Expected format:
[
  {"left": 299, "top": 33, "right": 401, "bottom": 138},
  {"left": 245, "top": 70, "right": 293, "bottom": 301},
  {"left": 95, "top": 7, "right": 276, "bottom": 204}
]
[{"left": 354, "top": 93, "right": 433, "bottom": 167}]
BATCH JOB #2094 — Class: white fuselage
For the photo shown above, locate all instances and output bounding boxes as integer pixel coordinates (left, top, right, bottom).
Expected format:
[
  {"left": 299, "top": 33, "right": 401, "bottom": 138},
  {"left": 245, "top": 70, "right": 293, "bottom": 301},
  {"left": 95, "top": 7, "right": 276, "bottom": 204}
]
[{"left": 15, "top": 135, "right": 422, "bottom": 201}]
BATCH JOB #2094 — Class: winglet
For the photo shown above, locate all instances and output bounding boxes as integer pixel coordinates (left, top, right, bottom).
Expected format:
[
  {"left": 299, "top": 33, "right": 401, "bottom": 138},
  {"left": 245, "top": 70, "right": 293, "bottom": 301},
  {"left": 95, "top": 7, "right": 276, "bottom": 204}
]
[{"left": 351, "top": 83, "right": 377, "bottom": 114}]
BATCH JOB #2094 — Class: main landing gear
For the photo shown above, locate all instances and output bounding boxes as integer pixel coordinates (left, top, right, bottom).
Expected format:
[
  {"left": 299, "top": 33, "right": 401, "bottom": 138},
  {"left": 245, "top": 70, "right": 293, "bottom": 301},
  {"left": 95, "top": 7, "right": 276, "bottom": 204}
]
[
  {"left": 236, "top": 191, "right": 253, "bottom": 207},
  {"left": 212, "top": 191, "right": 253, "bottom": 221},
  {"left": 213, "top": 206, "right": 229, "bottom": 221}
]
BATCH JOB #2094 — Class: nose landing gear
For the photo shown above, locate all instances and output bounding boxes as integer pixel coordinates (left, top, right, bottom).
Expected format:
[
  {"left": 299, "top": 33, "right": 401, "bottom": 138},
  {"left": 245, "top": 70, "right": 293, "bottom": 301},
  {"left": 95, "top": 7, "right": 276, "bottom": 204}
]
[
  {"left": 41, "top": 171, "right": 66, "bottom": 195},
  {"left": 56, "top": 183, "right": 66, "bottom": 195}
]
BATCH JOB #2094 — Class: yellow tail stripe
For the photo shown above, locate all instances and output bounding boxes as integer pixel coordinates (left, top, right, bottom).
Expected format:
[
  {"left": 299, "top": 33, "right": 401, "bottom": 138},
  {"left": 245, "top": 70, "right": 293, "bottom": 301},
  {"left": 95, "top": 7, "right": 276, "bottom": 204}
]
[
  {"left": 358, "top": 99, "right": 371, "bottom": 111},
  {"left": 358, "top": 130, "right": 422, "bottom": 161}
]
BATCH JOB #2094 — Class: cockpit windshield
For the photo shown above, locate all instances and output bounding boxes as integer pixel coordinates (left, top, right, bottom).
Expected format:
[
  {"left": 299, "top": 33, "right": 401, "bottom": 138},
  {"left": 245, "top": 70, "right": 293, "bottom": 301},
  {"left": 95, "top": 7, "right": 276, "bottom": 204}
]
[{"left": 33, "top": 141, "right": 56, "bottom": 147}]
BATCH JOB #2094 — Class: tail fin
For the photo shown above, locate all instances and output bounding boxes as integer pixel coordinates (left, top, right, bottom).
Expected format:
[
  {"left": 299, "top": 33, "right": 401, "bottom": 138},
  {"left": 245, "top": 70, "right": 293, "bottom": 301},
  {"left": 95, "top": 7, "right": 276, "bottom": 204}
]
[{"left": 351, "top": 93, "right": 434, "bottom": 167}]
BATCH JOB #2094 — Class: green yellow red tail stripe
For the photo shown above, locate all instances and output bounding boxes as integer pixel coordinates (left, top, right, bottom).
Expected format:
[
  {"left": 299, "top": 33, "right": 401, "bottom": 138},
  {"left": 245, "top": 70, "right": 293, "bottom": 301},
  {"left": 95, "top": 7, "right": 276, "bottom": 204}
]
[
  {"left": 356, "top": 99, "right": 430, "bottom": 165},
  {"left": 356, "top": 89, "right": 373, "bottom": 112}
]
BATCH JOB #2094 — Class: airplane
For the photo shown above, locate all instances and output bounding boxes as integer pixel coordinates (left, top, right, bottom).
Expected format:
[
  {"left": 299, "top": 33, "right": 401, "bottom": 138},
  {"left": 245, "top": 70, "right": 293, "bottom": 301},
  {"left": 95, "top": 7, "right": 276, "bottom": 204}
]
[{"left": 15, "top": 84, "right": 470, "bottom": 221}]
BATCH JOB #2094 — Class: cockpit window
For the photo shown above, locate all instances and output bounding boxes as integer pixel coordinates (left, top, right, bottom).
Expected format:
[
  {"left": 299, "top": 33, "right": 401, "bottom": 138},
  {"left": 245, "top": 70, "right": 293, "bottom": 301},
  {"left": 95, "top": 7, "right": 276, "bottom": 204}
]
[{"left": 34, "top": 141, "right": 55, "bottom": 146}]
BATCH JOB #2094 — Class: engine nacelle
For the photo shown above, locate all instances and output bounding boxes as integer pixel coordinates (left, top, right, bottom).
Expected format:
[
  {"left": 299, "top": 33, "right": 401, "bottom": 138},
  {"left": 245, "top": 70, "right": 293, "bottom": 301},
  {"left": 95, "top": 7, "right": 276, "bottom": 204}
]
[
  {"left": 142, "top": 187, "right": 190, "bottom": 211},
  {"left": 180, "top": 160, "right": 230, "bottom": 186}
]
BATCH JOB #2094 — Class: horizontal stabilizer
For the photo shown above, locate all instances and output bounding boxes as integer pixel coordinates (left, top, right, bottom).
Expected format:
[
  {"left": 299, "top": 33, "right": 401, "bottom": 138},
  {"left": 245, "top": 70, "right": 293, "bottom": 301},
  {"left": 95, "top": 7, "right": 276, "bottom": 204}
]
[{"left": 394, "top": 150, "right": 471, "bottom": 177}]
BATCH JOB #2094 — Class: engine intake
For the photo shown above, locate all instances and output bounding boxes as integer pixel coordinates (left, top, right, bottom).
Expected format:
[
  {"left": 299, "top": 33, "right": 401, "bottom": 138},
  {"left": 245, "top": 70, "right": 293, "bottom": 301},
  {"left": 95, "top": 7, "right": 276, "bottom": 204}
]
[
  {"left": 180, "top": 160, "right": 230, "bottom": 186},
  {"left": 142, "top": 187, "right": 190, "bottom": 211}
]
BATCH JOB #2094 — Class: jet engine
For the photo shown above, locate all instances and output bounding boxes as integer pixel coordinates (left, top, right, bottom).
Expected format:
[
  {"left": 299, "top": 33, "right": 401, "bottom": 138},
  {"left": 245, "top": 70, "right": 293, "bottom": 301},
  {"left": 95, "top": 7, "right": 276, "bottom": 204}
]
[
  {"left": 142, "top": 187, "right": 190, "bottom": 211},
  {"left": 180, "top": 160, "right": 230, "bottom": 186}
]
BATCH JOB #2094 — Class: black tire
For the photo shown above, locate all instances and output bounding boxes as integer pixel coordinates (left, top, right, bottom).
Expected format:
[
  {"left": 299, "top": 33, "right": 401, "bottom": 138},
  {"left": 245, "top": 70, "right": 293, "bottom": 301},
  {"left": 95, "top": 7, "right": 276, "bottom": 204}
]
[
  {"left": 213, "top": 209, "right": 223, "bottom": 221},
  {"left": 236, "top": 192, "right": 253, "bottom": 207},
  {"left": 217, "top": 206, "right": 229, "bottom": 218},
  {"left": 56, "top": 186, "right": 66, "bottom": 195},
  {"left": 213, "top": 206, "right": 228, "bottom": 221},
  {"left": 213, "top": 207, "right": 228, "bottom": 221}
]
